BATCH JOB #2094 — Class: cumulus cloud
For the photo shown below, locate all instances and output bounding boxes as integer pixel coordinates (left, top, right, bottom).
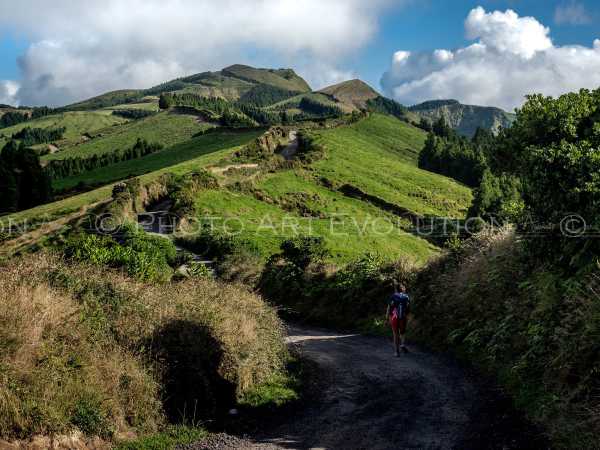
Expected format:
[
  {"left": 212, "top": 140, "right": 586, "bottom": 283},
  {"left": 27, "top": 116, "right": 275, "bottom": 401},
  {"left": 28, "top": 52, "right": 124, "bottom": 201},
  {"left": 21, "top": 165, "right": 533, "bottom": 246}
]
[
  {"left": 0, "top": 0, "right": 394, "bottom": 106},
  {"left": 0, "top": 80, "right": 20, "bottom": 105},
  {"left": 381, "top": 6, "right": 600, "bottom": 111},
  {"left": 554, "top": 1, "right": 592, "bottom": 25}
]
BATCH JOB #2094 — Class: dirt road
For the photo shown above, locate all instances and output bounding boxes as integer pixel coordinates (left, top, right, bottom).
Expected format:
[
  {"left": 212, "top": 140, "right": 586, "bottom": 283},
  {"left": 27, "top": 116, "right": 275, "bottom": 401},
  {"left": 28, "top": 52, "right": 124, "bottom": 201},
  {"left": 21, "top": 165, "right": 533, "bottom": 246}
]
[{"left": 185, "top": 325, "right": 546, "bottom": 450}]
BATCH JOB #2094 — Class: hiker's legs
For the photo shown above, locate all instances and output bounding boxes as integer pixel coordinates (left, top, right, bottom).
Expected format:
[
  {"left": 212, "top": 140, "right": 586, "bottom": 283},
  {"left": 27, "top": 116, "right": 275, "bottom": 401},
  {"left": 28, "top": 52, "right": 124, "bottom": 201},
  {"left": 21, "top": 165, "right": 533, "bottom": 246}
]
[
  {"left": 392, "top": 328, "right": 400, "bottom": 354},
  {"left": 399, "top": 318, "right": 408, "bottom": 351}
]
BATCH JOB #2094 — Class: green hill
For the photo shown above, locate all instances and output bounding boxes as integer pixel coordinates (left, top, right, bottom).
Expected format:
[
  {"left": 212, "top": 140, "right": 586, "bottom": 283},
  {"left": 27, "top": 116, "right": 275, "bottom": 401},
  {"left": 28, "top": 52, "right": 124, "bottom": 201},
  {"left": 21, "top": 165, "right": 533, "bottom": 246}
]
[
  {"left": 221, "top": 64, "right": 311, "bottom": 92},
  {"left": 42, "top": 111, "right": 208, "bottom": 161},
  {"left": 409, "top": 99, "right": 515, "bottom": 137},
  {"left": 191, "top": 114, "right": 471, "bottom": 263},
  {"left": 63, "top": 65, "right": 311, "bottom": 110},
  {"left": 0, "top": 111, "right": 129, "bottom": 150},
  {"left": 318, "top": 79, "right": 380, "bottom": 110}
]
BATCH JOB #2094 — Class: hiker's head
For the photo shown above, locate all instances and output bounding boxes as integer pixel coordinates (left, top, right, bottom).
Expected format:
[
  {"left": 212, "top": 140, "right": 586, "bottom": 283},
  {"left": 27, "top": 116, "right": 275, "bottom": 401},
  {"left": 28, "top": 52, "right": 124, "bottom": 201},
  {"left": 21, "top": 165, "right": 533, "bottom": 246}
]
[
  {"left": 393, "top": 280, "right": 405, "bottom": 293},
  {"left": 398, "top": 283, "right": 406, "bottom": 293}
]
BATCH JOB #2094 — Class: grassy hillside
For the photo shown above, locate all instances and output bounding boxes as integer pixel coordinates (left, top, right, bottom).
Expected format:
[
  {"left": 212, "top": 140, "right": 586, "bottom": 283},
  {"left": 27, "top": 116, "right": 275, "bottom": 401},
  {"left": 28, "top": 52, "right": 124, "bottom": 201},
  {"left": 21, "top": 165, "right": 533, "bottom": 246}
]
[
  {"left": 62, "top": 65, "right": 311, "bottom": 111},
  {"left": 43, "top": 112, "right": 208, "bottom": 161},
  {"left": 0, "top": 111, "right": 129, "bottom": 148},
  {"left": 0, "top": 252, "right": 286, "bottom": 442},
  {"left": 65, "top": 89, "right": 145, "bottom": 111},
  {"left": 313, "top": 114, "right": 470, "bottom": 217},
  {"left": 2, "top": 133, "right": 257, "bottom": 226},
  {"left": 318, "top": 79, "right": 379, "bottom": 110},
  {"left": 266, "top": 92, "right": 346, "bottom": 112},
  {"left": 221, "top": 64, "right": 311, "bottom": 92},
  {"left": 55, "top": 129, "right": 264, "bottom": 191},
  {"left": 191, "top": 114, "right": 470, "bottom": 264}
]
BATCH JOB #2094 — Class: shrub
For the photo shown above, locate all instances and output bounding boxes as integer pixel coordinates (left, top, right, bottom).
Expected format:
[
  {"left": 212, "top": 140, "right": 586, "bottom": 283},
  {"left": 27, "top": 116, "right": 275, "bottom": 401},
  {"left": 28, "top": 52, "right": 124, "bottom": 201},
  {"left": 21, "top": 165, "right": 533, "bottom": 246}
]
[
  {"left": 62, "top": 226, "right": 177, "bottom": 283},
  {"left": 260, "top": 237, "right": 416, "bottom": 330}
]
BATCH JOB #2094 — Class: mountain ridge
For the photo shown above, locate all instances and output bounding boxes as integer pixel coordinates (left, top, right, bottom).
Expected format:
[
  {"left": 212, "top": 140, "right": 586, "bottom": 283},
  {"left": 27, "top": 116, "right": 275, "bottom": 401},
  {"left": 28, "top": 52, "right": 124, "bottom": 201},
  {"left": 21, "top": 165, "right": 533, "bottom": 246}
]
[{"left": 409, "top": 99, "right": 515, "bottom": 137}]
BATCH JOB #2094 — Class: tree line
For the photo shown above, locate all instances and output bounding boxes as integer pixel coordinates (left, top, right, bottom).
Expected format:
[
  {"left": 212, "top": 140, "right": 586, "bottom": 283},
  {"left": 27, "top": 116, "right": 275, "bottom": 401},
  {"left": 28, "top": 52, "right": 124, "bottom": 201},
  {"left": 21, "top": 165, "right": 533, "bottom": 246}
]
[
  {"left": 0, "top": 140, "right": 52, "bottom": 213},
  {"left": 12, "top": 126, "right": 66, "bottom": 146},
  {"left": 44, "top": 138, "right": 164, "bottom": 180},
  {"left": 111, "top": 109, "right": 157, "bottom": 120},
  {"left": 0, "top": 106, "right": 54, "bottom": 129},
  {"left": 418, "top": 117, "right": 521, "bottom": 221}
]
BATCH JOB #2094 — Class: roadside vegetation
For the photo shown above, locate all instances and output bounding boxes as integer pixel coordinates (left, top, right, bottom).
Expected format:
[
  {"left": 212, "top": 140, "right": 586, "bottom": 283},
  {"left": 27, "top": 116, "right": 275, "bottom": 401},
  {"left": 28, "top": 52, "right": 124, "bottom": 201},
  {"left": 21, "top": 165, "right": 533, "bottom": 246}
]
[
  {"left": 0, "top": 251, "right": 288, "bottom": 444},
  {"left": 410, "top": 88, "right": 600, "bottom": 448}
]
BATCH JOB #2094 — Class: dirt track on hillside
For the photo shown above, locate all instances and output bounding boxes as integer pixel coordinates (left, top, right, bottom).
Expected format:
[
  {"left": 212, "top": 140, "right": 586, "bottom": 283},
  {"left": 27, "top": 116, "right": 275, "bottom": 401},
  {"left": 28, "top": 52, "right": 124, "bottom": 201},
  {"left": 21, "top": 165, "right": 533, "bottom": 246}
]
[{"left": 184, "top": 325, "right": 547, "bottom": 450}]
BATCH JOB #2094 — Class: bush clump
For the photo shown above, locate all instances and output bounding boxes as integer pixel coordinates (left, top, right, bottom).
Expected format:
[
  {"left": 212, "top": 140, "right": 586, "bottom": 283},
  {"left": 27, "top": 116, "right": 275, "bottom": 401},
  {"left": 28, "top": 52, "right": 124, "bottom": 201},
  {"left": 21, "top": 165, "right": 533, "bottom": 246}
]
[
  {"left": 62, "top": 224, "right": 177, "bottom": 282},
  {"left": 260, "top": 236, "right": 415, "bottom": 330}
]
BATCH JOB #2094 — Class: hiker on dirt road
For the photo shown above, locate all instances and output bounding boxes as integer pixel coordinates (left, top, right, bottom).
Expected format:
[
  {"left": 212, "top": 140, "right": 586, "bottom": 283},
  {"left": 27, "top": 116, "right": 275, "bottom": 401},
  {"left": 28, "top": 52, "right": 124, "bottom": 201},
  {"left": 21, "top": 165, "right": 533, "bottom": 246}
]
[{"left": 387, "top": 281, "right": 410, "bottom": 356}]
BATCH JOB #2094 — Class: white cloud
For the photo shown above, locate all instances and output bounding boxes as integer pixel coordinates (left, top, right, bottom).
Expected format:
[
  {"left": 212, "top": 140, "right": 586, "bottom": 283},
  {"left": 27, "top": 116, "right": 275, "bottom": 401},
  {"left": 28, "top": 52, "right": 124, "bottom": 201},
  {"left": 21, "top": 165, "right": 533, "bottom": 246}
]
[
  {"left": 0, "top": 81, "right": 20, "bottom": 106},
  {"left": 381, "top": 7, "right": 600, "bottom": 111},
  {"left": 0, "top": 0, "right": 394, "bottom": 106},
  {"left": 554, "top": 1, "right": 592, "bottom": 25}
]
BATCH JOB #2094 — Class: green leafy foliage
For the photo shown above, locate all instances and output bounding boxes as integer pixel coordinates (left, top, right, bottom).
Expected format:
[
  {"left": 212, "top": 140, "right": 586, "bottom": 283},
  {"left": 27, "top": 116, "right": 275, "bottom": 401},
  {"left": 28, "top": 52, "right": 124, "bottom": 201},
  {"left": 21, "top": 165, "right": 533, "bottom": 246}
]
[
  {"left": 62, "top": 226, "right": 177, "bottom": 282},
  {"left": 418, "top": 119, "right": 488, "bottom": 187},
  {"left": 413, "top": 228, "right": 600, "bottom": 448},
  {"left": 496, "top": 89, "right": 600, "bottom": 263},
  {"left": 0, "top": 140, "right": 53, "bottom": 213},
  {"left": 111, "top": 109, "right": 157, "bottom": 120},
  {"left": 12, "top": 126, "right": 66, "bottom": 146}
]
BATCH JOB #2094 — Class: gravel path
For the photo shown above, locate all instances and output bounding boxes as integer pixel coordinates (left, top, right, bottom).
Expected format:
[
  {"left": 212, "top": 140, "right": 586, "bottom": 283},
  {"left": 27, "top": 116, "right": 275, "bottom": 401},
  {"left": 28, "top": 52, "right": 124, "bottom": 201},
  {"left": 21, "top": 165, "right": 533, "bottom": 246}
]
[{"left": 183, "top": 325, "right": 547, "bottom": 450}]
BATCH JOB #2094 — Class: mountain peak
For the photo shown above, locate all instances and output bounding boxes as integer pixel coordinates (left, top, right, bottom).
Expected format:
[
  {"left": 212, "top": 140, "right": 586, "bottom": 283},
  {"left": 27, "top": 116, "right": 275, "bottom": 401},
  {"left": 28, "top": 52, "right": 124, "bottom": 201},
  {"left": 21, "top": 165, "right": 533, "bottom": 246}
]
[
  {"left": 220, "top": 64, "right": 311, "bottom": 92},
  {"left": 318, "top": 79, "right": 380, "bottom": 110}
]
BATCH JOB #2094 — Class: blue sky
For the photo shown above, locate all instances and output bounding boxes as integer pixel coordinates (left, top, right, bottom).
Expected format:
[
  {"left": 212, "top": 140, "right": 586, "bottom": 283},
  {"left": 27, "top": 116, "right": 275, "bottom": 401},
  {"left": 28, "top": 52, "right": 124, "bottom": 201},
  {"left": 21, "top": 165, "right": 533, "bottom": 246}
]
[
  {"left": 0, "top": 0, "right": 598, "bottom": 108},
  {"left": 351, "top": 0, "right": 599, "bottom": 89}
]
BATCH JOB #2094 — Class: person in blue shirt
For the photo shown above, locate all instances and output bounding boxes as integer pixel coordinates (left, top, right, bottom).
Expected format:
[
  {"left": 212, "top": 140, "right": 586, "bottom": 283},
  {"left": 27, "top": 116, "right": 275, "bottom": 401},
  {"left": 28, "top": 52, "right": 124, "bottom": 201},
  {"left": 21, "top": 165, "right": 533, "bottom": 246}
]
[{"left": 386, "top": 281, "right": 410, "bottom": 356}]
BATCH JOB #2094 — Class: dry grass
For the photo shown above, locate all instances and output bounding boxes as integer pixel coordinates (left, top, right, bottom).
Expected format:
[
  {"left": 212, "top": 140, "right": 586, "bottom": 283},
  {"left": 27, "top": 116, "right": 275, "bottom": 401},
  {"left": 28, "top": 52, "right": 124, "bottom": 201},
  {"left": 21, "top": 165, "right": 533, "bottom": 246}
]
[{"left": 0, "top": 252, "right": 286, "bottom": 441}]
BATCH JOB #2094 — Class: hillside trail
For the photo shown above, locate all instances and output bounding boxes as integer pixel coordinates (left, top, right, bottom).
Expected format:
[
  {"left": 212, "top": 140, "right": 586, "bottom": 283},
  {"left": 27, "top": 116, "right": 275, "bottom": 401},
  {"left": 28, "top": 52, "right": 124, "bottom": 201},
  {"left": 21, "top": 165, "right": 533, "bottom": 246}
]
[
  {"left": 0, "top": 199, "right": 111, "bottom": 258},
  {"left": 280, "top": 130, "right": 298, "bottom": 160},
  {"left": 185, "top": 325, "right": 546, "bottom": 450}
]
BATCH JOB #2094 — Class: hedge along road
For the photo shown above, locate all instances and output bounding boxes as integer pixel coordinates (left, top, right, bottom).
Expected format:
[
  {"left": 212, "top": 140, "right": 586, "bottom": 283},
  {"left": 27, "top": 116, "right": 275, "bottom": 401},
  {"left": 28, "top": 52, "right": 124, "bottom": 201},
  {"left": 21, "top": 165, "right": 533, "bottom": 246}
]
[{"left": 186, "top": 325, "right": 548, "bottom": 450}]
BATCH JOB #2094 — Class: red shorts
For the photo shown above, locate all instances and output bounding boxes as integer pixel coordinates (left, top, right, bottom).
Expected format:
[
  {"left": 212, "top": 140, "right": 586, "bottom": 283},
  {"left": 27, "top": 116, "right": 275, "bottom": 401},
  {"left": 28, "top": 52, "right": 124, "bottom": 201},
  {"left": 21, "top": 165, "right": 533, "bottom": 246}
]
[{"left": 390, "top": 315, "right": 407, "bottom": 334}]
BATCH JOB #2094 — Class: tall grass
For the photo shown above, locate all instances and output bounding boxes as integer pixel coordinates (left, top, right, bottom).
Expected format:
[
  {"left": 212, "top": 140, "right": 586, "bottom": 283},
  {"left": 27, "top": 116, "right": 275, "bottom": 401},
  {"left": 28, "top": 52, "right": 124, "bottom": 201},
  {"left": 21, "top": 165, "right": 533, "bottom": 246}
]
[
  {"left": 0, "top": 252, "right": 286, "bottom": 441},
  {"left": 412, "top": 228, "right": 600, "bottom": 448}
]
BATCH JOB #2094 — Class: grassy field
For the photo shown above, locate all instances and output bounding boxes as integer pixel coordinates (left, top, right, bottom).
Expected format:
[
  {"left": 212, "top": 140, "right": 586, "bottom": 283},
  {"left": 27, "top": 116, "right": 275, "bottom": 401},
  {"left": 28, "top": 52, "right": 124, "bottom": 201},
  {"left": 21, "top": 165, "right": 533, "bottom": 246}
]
[
  {"left": 4, "top": 113, "right": 471, "bottom": 267},
  {"left": 43, "top": 112, "right": 208, "bottom": 161},
  {"left": 3, "top": 134, "right": 256, "bottom": 224},
  {"left": 312, "top": 114, "right": 472, "bottom": 217},
  {"left": 54, "top": 129, "right": 264, "bottom": 191},
  {"left": 104, "top": 100, "right": 159, "bottom": 111},
  {"left": 191, "top": 114, "right": 470, "bottom": 264},
  {"left": 0, "top": 111, "right": 129, "bottom": 148},
  {"left": 195, "top": 171, "right": 438, "bottom": 264}
]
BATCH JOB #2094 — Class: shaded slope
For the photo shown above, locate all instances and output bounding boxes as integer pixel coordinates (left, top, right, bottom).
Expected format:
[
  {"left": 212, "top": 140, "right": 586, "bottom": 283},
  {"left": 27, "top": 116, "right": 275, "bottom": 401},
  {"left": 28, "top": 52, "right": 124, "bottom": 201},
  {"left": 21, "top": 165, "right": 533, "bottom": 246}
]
[{"left": 409, "top": 99, "right": 515, "bottom": 137}]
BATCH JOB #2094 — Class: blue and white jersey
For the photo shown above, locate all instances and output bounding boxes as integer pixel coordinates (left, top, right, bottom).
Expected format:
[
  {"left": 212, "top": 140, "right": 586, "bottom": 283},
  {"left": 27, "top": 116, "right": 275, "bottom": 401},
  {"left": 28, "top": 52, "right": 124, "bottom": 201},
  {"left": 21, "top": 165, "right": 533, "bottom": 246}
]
[{"left": 389, "top": 292, "right": 410, "bottom": 319}]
